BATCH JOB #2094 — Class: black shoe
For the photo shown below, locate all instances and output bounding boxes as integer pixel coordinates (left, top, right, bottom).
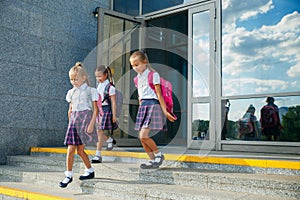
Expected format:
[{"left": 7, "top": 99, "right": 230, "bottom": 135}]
[
  {"left": 140, "top": 161, "right": 158, "bottom": 169},
  {"left": 153, "top": 154, "right": 165, "bottom": 168},
  {"left": 59, "top": 177, "right": 72, "bottom": 188},
  {"left": 79, "top": 171, "right": 95, "bottom": 180},
  {"left": 91, "top": 155, "right": 102, "bottom": 163},
  {"left": 112, "top": 138, "right": 117, "bottom": 145}
]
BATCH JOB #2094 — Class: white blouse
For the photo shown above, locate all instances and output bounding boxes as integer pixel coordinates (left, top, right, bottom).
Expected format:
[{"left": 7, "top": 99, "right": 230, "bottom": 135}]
[
  {"left": 137, "top": 68, "right": 160, "bottom": 100},
  {"left": 66, "top": 83, "right": 98, "bottom": 111},
  {"left": 97, "top": 79, "right": 116, "bottom": 106}
]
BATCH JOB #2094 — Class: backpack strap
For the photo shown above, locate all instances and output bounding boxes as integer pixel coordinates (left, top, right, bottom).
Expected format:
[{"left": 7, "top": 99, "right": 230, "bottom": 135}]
[
  {"left": 102, "top": 83, "right": 112, "bottom": 104},
  {"left": 147, "top": 71, "right": 155, "bottom": 91},
  {"left": 134, "top": 71, "right": 156, "bottom": 90},
  {"left": 133, "top": 76, "right": 138, "bottom": 88}
]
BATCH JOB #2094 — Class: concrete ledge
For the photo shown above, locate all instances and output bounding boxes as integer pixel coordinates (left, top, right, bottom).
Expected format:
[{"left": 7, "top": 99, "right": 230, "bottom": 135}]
[
  {"left": 0, "top": 185, "right": 71, "bottom": 200},
  {"left": 30, "top": 147, "right": 300, "bottom": 171}
]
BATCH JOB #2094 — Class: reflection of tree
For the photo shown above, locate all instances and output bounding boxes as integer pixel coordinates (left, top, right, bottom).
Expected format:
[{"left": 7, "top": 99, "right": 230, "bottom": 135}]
[
  {"left": 280, "top": 105, "right": 300, "bottom": 142},
  {"left": 192, "top": 119, "right": 209, "bottom": 139},
  {"left": 225, "top": 120, "right": 239, "bottom": 139},
  {"left": 192, "top": 119, "right": 209, "bottom": 132}
]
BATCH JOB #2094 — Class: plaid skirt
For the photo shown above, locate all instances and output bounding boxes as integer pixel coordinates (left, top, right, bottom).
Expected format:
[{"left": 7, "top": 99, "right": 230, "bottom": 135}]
[
  {"left": 64, "top": 110, "right": 98, "bottom": 146},
  {"left": 135, "top": 99, "right": 167, "bottom": 131},
  {"left": 97, "top": 105, "right": 118, "bottom": 130}
]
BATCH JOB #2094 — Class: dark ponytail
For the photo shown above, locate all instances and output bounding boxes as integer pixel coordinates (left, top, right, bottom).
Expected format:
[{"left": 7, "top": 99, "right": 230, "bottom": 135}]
[
  {"left": 95, "top": 65, "right": 114, "bottom": 85},
  {"left": 106, "top": 66, "right": 114, "bottom": 85}
]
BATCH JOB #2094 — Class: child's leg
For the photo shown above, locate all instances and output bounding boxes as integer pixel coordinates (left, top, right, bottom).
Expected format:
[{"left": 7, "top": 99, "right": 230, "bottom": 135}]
[
  {"left": 77, "top": 144, "right": 95, "bottom": 180},
  {"left": 60, "top": 145, "right": 76, "bottom": 188},
  {"left": 96, "top": 130, "right": 108, "bottom": 151},
  {"left": 92, "top": 130, "right": 108, "bottom": 163},
  {"left": 66, "top": 145, "right": 77, "bottom": 171},
  {"left": 77, "top": 144, "right": 92, "bottom": 169},
  {"left": 139, "top": 128, "right": 158, "bottom": 160}
]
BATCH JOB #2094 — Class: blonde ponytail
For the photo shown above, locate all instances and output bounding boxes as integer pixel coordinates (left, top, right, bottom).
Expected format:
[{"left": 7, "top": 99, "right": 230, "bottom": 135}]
[{"left": 69, "top": 62, "right": 90, "bottom": 86}]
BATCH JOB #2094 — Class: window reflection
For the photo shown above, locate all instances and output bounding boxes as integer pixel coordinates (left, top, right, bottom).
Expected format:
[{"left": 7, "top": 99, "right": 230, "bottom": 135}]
[
  {"left": 222, "top": 0, "right": 300, "bottom": 96},
  {"left": 113, "top": 0, "right": 139, "bottom": 16},
  {"left": 192, "top": 11, "right": 210, "bottom": 97},
  {"left": 192, "top": 103, "right": 210, "bottom": 140},
  {"left": 222, "top": 96, "right": 300, "bottom": 142}
]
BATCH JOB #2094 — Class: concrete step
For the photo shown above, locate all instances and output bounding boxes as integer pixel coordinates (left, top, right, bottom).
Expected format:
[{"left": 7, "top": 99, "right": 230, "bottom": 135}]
[
  {"left": 30, "top": 147, "right": 300, "bottom": 176},
  {"left": 80, "top": 179, "right": 292, "bottom": 200},
  {"left": 1, "top": 156, "right": 299, "bottom": 199},
  {"left": 6, "top": 155, "right": 81, "bottom": 173},
  {"left": 0, "top": 176, "right": 292, "bottom": 200},
  {"left": 0, "top": 182, "right": 119, "bottom": 200}
]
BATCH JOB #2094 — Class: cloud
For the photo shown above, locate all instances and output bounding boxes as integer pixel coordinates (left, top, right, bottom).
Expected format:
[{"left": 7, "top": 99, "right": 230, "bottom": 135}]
[
  {"left": 223, "top": 11, "right": 300, "bottom": 79},
  {"left": 240, "top": 0, "right": 274, "bottom": 21},
  {"left": 287, "top": 64, "right": 300, "bottom": 77},
  {"left": 222, "top": 0, "right": 274, "bottom": 31},
  {"left": 223, "top": 78, "right": 289, "bottom": 96}
]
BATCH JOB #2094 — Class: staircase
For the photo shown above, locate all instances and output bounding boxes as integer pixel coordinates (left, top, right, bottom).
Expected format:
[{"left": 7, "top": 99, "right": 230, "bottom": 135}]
[{"left": 0, "top": 147, "right": 299, "bottom": 200}]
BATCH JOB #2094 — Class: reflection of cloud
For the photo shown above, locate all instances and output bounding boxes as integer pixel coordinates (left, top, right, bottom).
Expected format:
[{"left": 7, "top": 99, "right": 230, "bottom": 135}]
[
  {"left": 222, "top": 0, "right": 273, "bottom": 30},
  {"left": 193, "top": 79, "right": 209, "bottom": 97},
  {"left": 224, "top": 78, "right": 289, "bottom": 96},
  {"left": 223, "top": 11, "right": 300, "bottom": 80},
  {"left": 287, "top": 63, "right": 300, "bottom": 77},
  {"left": 240, "top": 0, "right": 274, "bottom": 20}
]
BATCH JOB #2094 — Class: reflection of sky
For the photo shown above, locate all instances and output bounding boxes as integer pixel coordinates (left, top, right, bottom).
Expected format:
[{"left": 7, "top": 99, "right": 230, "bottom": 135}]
[
  {"left": 227, "top": 96, "right": 299, "bottom": 122},
  {"left": 193, "top": 0, "right": 300, "bottom": 120},
  {"left": 192, "top": 11, "right": 210, "bottom": 97},
  {"left": 222, "top": 0, "right": 300, "bottom": 96}
]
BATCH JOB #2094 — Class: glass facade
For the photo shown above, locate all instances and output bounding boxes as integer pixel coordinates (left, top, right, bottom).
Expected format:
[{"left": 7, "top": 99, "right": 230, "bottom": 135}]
[
  {"left": 142, "top": 0, "right": 184, "bottom": 14},
  {"left": 113, "top": 0, "right": 139, "bottom": 16},
  {"left": 113, "top": 0, "right": 200, "bottom": 15},
  {"left": 221, "top": 0, "right": 300, "bottom": 142},
  {"left": 222, "top": 96, "right": 300, "bottom": 142},
  {"left": 102, "top": 0, "right": 300, "bottom": 149}
]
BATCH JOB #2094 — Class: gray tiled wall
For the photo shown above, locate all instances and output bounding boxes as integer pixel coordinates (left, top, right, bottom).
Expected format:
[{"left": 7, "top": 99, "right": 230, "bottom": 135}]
[{"left": 0, "top": 0, "right": 109, "bottom": 164}]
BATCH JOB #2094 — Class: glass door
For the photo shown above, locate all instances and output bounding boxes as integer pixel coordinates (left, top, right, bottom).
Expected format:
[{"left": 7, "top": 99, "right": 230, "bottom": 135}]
[
  {"left": 96, "top": 8, "right": 143, "bottom": 146},
  {"left": 188, "top": 3, "right": 217, "bottom": 150}
]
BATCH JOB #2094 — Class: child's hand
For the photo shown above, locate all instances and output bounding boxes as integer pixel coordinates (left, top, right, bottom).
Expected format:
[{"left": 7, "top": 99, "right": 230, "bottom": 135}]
[
  {"left": 112, "top": 116, "right": 117, "bottom": 124},
  {"left": 166, "top": 112, "right": 176, "bottom": 122},
  {"left": 87, "top": 124, "right": 94, "bottom": 134}
]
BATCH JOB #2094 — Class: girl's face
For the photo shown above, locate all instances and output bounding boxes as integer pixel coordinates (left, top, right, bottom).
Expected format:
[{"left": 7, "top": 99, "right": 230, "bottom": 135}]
[
  {"left": 95, "top": 71, "right": 107, "bottom": 83},
  {"left": 130, "top": 56, "right": 148, "bottom": 74},
  {"left": 69, "top": 73, "right": 86, "bottom": 88}
]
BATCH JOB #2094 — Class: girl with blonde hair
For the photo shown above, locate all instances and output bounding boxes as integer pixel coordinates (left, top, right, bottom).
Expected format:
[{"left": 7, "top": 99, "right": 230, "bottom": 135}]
[{"left": 59, "top": 62, "right": 98, "bottom": 188}]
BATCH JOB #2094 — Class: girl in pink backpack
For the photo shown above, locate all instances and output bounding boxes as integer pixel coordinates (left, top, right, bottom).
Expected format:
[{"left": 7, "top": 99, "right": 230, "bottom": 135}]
[{"left": 129, "top": 51, "right": 176, "bottom": 169}]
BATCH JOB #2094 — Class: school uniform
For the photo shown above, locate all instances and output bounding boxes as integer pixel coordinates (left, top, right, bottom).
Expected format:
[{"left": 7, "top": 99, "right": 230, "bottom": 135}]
[
  {"left": 64, "top": 83, "right": 98, "bottom": 146},
  {"left": 97, "top": 79, "right": 118, "bottom": 130},
  {"left": 135, "top": 69, "right": 166, "bottom": 131}
]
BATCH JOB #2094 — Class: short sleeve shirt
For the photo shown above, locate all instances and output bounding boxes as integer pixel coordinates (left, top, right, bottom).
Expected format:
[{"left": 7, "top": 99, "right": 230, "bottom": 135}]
[
  {"left": 137, "top": 68, "right": 160, "bottom": 100},
  {"left": 66, "top": 83, "right": 98, "bottom": 111},
  {"left": 97, "top": 79, "right": 116, "bottom": 106}
]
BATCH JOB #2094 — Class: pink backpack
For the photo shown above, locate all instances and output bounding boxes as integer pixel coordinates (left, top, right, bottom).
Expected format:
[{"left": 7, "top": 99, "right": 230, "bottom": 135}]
[
  {"left": 134, "top": 71, "right": 177, "bottom": 120},
  {"left": 260, "top": 105, "right": 278, "bottom": 128},
  {"left": 96, "top": 94, "right": 104, "bottom": 123}
]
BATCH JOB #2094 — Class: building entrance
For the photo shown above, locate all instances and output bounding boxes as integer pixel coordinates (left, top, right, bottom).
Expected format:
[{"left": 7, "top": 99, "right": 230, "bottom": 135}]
[{"left": 96, "top": 1, "right": 219, "bottom": 149}]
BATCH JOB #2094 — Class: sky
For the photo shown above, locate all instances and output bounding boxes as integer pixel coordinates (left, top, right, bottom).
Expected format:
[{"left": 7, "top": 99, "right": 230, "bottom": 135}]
[
  {"left": 192, "top": 0, "right": 300, "bottom": 121},
  {"left": 222, "top": 0, "right": 300, "bottom": 96},
  {"left": 221, "top": 0, "right": 300, "bottom": 120}
]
